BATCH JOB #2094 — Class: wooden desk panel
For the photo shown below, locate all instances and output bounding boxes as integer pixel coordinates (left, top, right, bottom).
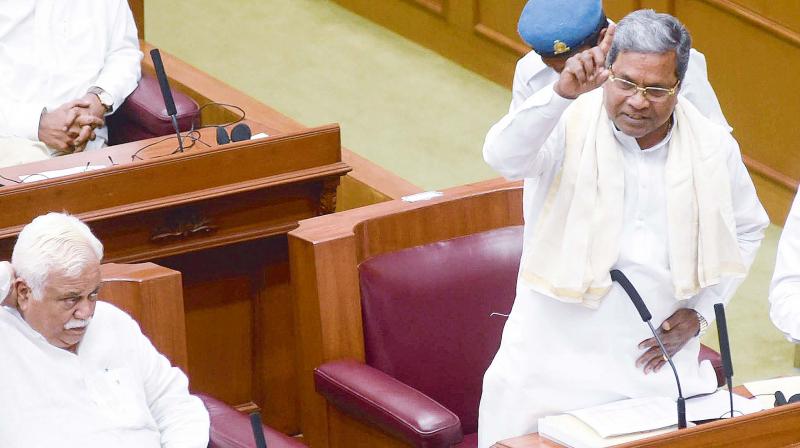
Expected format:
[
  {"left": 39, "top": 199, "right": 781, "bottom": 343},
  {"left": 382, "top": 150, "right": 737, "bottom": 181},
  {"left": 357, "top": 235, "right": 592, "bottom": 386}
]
[
  {"left": 494, "top": 387, "right": 800, "bottom": 448},
  {"left": 0, "top": 125, "right": 348, "bottom": 434}
]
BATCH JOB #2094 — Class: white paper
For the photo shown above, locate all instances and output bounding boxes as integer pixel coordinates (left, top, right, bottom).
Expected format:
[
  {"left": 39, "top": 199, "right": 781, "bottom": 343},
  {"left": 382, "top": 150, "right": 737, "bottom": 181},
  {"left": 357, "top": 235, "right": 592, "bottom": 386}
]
[
  {"left": 744, "top": 376, "right": 800, "bottom": 410},
  {"left": 250, "top": 132, "right": 269, "bottom": 140},
  {"left": 20, "top": 164, "right": 106, "bottom": 183},
  {"left": 686, "top": 389, "right": 765, "bottom": 421},
  {"left": 567, "top": 396, "right": 677, "bottom": 438},
  {"left": 401, "top": 191, "right": 443, "bottom": 202}
]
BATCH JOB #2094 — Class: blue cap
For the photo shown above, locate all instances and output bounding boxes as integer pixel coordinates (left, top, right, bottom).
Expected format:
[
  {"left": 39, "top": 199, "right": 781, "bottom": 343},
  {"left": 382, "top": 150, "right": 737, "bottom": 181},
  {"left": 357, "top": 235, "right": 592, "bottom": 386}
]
[{"left": 518, "top": 0, "right": 605, "bottom": 57}]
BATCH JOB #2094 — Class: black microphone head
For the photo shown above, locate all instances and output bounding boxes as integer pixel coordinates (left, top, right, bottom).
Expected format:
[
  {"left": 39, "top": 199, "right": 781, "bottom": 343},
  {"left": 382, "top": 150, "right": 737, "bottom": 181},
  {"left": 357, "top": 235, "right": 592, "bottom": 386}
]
[
  {"left": 149, "top": 48, "right": 178, "bottom": 117},
  {"left": 713, "top": 303, "right": 734, "bottom": 379},
  {"left": 230, "top": 123, "right": 252, "bottom": 142},
  {"left": 610, "top": 269, "right": 652, "bottom": 322},
  {"left": 216, "top": 126, "right": 230, "bottom": 145},
  {"left": 775, "top": 391, "right": 788, "bottom": 407}
]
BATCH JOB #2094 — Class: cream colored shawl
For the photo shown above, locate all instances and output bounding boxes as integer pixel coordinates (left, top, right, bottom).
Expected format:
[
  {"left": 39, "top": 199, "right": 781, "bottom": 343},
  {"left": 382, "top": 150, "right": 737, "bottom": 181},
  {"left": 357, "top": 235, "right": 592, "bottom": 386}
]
[{"left": 520, "top": 90, "right": 744, "bottom": 308}]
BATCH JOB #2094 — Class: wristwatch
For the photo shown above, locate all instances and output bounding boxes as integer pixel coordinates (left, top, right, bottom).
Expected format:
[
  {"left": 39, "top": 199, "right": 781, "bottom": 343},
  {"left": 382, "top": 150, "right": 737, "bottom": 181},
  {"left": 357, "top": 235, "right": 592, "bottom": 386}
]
[
  {"left": 88, "top": 86, "right": 113, "bottom": 113},
  {"left": 694, "top": 310, "right": 709, "bottom": 337}
]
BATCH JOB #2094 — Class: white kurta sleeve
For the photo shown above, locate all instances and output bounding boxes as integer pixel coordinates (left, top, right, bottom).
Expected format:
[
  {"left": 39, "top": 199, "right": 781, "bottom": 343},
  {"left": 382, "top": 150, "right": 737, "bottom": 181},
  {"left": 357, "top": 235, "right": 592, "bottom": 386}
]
[
  {"left": 689, "top": 134, "right": 769, "bottom": 323},
  {"left": 134, "top": 321, "right": 210, "bottom": 448},
  {"left": 770, "top": 190, "right": 800, "bottom": 340},
  {"left": 510, "top": 56, "right": 536, "bottom": 113},
  {"left": 682, "top": 49, "right": 731, "bottom": 132},
  {"left": 483, "top": 83, "right": 572, "bottom": 180},
  {"left": 93, "top": 0, "right": 143, "bottom": 113}
]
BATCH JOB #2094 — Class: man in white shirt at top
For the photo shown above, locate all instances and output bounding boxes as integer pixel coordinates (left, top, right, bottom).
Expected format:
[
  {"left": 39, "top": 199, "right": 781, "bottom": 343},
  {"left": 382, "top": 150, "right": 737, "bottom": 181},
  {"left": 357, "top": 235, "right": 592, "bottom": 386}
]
[
  {"left": 478, "top": 8, "right": 768, "bottom": 447},
  {"left": 0, "top": 0, "right": 142, "bottom": 166},
  {"left": 510, "top": 0, "right": 730, "bottom": 132},
  {"left": 0, "top": 212, "right": 209, "bottom": 447}
]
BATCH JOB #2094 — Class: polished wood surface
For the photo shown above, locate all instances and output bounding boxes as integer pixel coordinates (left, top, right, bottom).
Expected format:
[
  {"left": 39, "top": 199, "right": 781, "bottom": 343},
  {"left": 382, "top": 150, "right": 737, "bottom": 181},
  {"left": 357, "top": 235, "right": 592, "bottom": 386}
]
[
  {"left": 289, "top": 178, "right": 522, "bottom": 448},
  {"left": 0, "top": 123, "right": 348, "bottom": 434},
  {"left": 137, "top": 42, "right": 422, "bottom": 211},
  {"left": 493, "top": 402, "right": 800, "bottom": 448},
  {"left": 100, "top": 262, "right": 187, "bottom": 372},
  {"left": 330, "top": 0, "right": 799, "bottom": 224}
]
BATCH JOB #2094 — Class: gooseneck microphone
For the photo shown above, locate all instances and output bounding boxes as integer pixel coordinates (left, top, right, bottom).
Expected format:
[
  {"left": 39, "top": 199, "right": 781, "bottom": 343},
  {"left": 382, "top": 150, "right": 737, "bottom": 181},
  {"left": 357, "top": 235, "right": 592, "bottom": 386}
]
[
  {"left": 610, "top": 269, "right": 687, "bottom": 429},
  {"left": 149, "top": 48, "right": 184, "bottom": 152},
  {"left": 249, "top": 411, "right": 268, "bottom": 448},
  {"left": 714, "top": 303, "right": 735, "bottom": 419}
]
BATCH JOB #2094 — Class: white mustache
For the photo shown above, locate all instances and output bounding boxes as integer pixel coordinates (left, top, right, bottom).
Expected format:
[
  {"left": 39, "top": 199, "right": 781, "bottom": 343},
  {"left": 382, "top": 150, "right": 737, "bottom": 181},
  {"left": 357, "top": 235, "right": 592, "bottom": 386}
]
[{"left": 64, "top": 317, "right": 91, "bottom": 330}]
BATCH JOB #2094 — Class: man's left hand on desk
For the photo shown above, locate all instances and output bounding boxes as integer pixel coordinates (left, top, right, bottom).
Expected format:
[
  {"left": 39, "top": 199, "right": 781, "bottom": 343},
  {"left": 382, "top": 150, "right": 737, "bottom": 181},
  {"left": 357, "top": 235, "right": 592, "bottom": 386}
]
[{"left": 636, "top": 308, "right": 701, "bottom": 374}]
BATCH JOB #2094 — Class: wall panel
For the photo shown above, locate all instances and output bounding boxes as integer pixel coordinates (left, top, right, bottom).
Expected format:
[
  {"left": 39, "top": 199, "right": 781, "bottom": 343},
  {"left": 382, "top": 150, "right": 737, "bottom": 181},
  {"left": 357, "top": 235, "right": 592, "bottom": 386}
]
[{"left": 676, "top": 0, "right": 800, "bottom": 222}]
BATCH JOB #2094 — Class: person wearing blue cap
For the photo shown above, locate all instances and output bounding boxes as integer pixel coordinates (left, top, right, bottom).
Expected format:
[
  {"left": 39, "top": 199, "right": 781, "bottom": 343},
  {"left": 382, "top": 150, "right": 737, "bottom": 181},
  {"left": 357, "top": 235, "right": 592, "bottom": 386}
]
[
  {"left": 511, "top": 0, "right": 730, "bottom": 132},
  {"left": 478, "top": 9, "right": 767, "bottom": 446}
]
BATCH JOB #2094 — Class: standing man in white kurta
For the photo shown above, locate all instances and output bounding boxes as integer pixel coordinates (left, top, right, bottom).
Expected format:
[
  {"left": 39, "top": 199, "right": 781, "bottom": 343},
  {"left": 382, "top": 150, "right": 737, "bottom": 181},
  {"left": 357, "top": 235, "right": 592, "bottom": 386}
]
[
  {"left": 478, "top": 10, "right": 768, "bottom": 447},
  {"left": 0, "top": 213, "right": 209, "bottom": 448},
  {"left": 0, "top": 0, "right": 142, "bottom": 165}
]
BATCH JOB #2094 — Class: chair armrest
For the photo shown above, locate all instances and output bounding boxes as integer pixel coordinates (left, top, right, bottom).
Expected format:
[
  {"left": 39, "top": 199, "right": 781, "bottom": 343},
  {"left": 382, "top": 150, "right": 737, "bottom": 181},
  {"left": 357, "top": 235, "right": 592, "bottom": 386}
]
[
  {"left": 109, "top": 73, "right": 199, "bottom": 143},
  {"left": 699, "top": 343, "right": 724, "bottom": 387},
  {"left": 314, "top": 360, "right": 462, "bottom": 448},
  {"left": 196, "top": 393, "right": 305, "bottom": 448}
]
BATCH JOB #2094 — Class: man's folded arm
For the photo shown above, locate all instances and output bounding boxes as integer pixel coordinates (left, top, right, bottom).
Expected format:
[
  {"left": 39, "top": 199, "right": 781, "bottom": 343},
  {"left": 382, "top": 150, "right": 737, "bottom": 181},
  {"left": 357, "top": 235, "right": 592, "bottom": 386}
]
[
  {"left": 93, "top": 0, "right": 143, "bottom": 113},
  {"left": 483, "top": 82, "right": 571, "bottom": 180}
]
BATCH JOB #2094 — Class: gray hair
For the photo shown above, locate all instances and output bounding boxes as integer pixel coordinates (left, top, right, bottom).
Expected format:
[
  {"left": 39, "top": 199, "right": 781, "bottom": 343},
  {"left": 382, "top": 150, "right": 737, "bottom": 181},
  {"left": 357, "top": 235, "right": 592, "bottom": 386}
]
[
  {"left": 606, "top": 9, "right": 691, "bottom": 81},
  {"left": 11, "top": 213, "right": 103, "bottom": 299}
]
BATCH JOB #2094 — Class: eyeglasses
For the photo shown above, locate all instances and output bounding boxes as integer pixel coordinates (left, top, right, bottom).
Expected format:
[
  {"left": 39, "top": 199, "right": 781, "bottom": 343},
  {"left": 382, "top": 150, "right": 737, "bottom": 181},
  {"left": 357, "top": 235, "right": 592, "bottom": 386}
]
[{"left": 607, "top": 68, "right": 680, "bottom": 102}]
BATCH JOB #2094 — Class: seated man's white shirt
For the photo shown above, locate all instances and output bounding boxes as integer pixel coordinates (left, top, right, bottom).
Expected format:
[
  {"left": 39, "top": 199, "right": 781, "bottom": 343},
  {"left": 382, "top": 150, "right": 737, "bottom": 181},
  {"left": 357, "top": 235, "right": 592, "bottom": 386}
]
[
  {"left": 0, "top": 301, "right": 209, "bottom": 448},
  {"left": 770, "top": 190, "right": 800, "bottom": 340},
  {"left": 0, "top": 0, "right": 142, "bottom": 150},
  {"left": 477, "top": 85, "right": 768, "bottom": 447},
  {"left": 509, "top": 48, "right": 731, "bottom": 132}
]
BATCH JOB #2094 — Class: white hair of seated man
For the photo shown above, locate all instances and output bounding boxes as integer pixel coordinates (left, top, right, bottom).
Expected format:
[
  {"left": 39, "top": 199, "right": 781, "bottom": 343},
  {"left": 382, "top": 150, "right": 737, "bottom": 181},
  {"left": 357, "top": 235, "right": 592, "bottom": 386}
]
[{"left": 11, "top": 213, "right": 104, "bottom": 300}]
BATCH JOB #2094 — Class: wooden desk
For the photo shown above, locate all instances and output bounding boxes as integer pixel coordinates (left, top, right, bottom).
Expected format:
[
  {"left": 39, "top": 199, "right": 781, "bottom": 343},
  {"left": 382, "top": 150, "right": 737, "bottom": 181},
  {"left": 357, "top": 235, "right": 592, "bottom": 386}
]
[
  {"left": 0, "top": 124, "right": 349, "bottom": 433},
  {"left": 494, "top": 387, "right": 800, "bottom": 448}
]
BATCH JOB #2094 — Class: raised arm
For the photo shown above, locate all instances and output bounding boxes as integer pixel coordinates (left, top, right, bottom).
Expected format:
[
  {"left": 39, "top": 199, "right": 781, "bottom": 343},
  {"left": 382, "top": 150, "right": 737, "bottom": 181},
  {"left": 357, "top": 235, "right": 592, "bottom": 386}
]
[{"left": 484, "top": 24, "right": 615, "bottom": 180}]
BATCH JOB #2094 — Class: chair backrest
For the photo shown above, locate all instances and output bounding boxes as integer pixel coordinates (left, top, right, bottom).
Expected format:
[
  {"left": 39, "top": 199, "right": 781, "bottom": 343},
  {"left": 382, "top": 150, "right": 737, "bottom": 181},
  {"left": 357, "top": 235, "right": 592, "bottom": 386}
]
[{"left": 358, "top": 225, "right": 523, "bottom": 434}]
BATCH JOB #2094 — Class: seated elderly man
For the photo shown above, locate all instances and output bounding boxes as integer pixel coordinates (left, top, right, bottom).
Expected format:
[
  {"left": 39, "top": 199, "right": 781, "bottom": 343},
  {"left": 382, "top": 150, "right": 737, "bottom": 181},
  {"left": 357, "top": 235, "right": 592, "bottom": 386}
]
[
  {"left": 478, "top": 9, "right": 767, "bottom": 446},
  {"left": 0, "top": 0, "right": 142, "bottom": 166},
  {"left": 0, "top": 213, "right": 209, "bottom": 447}
]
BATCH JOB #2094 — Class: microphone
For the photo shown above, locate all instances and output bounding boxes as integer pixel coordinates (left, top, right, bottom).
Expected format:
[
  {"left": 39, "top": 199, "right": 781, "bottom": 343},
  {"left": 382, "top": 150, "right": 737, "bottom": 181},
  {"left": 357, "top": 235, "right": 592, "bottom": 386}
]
[
  {"left": 249, "top": 411, "right": 268, "bottom": 448},
  {"left": 713, "top": 303, "right": 735, "bottom": 419},
  {"left": 610, "top": 269, "right": 687, "bottom": 429},
  {"left": 149, "top": 48, "right": 184, "bottom": 152}
]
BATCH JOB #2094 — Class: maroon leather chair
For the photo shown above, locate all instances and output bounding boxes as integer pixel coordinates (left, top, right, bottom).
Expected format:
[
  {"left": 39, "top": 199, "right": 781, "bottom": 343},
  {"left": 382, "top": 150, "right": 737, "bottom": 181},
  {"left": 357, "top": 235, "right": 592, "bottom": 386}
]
[
  {"left": 197, "top": 393, "right": 306, "bottom": 448},
  {"left": 106, "top": 73, "right": 199, "bottom": 145},
  {"left": 313, "top": 226, "right": 724, "bottom": 448}
]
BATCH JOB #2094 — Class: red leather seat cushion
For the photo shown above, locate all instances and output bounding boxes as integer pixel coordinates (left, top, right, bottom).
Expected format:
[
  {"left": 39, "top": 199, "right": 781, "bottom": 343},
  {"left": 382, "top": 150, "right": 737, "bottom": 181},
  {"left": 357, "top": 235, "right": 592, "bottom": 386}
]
[
  {"left": 359, "top": 226, "right": 523, "bottom": 434},
  {"left": 107, "top": 73, "right": 199, "bottom": 145}
]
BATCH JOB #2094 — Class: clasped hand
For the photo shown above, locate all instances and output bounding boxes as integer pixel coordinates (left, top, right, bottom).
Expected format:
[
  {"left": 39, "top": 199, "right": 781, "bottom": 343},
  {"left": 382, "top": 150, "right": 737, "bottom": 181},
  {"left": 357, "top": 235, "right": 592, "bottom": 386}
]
[
  {"left": 554, "top": 24, "right": 616, "bottom": 100},
  {"left": 636, "top": 308, "right": 700, "bottom": 374},
  {"left": 38, "top": 94, "right": 106, "bottom": 154}
]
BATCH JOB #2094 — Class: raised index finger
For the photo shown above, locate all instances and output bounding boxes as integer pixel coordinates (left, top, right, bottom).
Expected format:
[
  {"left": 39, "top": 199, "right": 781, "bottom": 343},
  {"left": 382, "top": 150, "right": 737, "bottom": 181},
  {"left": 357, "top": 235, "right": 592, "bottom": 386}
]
[{"left": 598, "top": 23, "right": 616, "bottom": 54}]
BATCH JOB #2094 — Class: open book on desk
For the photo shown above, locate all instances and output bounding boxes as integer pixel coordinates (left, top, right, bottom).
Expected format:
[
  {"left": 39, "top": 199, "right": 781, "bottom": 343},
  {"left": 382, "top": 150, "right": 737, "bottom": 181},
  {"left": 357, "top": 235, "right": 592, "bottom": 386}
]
[
  {"left": 538, "top": 392, "right": 764, "bottom": 448},
  {"left": 538, "top": 397, "right": 677, "bottom": 448}
]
